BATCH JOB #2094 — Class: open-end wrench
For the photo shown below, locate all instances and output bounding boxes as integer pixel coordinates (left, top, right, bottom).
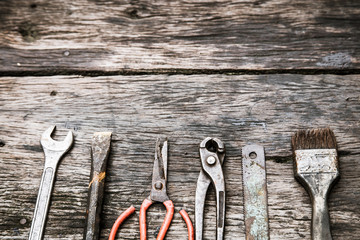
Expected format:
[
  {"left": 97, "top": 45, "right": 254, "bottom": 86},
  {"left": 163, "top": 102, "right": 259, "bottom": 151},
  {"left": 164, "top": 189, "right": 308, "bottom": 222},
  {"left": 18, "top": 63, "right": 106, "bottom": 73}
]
[{"left": 29, "top": 126, "right": 73, "bottom": 240}]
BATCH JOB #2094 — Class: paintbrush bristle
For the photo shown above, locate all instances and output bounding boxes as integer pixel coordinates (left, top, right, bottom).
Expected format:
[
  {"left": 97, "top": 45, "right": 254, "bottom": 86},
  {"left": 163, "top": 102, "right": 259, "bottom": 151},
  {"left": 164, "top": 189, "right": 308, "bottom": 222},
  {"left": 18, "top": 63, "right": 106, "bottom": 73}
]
[{"left": 291, "top": 128, "right": 337, "bottom": 151}]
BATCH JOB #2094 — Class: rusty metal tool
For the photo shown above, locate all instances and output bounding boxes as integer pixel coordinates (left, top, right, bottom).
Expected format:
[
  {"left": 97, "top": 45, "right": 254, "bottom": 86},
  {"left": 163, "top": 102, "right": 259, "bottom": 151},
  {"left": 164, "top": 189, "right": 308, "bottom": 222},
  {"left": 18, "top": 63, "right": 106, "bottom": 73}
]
[
  {"left": 292, "top": 128, "right": 340, "bottom": 240},
  {"left": 28, "top": 126, "right": 73, "bottom": 240},
  {"left": 139, "top": 138, "right": 173, "bottom": 240},
  {"left": 195, "top": 137, "right": 226, "bottom": 240},
  {"left": 242, "top": 144, "right": 270, "bottom": 240},
  {"left": 108, "top": 138, "right": 194, "bottom": 240},
  {"left": 84, "top": 132, "right": 112, "bottom": 240}
]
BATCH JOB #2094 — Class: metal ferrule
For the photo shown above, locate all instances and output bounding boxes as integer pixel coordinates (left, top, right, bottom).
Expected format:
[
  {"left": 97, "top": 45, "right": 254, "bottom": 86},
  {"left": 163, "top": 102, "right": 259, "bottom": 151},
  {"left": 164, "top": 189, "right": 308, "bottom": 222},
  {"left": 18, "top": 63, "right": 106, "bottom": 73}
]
[{"left": 294, "top": 149, "right": 338, "bottom": 174}]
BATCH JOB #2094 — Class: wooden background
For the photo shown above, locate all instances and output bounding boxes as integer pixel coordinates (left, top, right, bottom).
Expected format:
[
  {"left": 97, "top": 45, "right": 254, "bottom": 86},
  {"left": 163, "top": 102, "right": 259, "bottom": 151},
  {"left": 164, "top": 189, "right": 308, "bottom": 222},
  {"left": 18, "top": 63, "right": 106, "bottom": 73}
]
[{"left": 0, "top": 1, "right": 359, "bottom": 240}]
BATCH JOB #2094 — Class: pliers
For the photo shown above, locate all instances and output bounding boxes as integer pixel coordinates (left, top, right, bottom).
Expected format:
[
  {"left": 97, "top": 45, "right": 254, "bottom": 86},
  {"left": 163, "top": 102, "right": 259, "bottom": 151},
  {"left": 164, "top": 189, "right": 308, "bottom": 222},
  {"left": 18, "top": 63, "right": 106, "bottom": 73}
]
[
  {"left": 109, "top": 139, "right": 194, "bottom": 240},
  {"left": 195, "top": 137, "right": 226, "bottom": 240}
]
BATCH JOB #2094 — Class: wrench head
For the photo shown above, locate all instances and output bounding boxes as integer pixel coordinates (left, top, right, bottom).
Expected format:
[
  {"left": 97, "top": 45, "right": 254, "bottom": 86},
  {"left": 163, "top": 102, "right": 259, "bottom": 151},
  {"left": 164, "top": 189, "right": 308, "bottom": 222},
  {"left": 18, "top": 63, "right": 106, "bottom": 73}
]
[{"left": 40, "top": 125, "right": 73, "bottom": 153}]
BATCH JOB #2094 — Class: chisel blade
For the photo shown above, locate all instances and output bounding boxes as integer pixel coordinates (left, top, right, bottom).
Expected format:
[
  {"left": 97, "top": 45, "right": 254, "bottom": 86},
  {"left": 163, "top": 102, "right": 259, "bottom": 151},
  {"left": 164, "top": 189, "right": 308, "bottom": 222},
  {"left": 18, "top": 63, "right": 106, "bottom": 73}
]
[{"left": 242, "top": 144, "right": 269, "bottom": 240}]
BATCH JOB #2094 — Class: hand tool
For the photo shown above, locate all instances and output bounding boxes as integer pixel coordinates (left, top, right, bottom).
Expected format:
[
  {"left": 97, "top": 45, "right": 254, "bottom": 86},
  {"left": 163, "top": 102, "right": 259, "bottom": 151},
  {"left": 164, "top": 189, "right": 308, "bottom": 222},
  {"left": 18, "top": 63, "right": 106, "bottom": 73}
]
[
  {"left": 109, "top": 206, "right": 194, "bottom": 240},
  {"left": 180, "top": 209, "right": 195, "bottom": 240},
  {"left": 242, "top": 144, "right": 270, "bottom": 240},
  {"left": 108, "top": 206, "right": 136, "bottom": 240},
  {"left": 292, "top": 128, "right": 340, "bottom": 240},
  {"left": 28, "top": 126, "right": 73, "bottom": 240},
  {"left": 195, "top": 137, "right": 225, "bottom": 240},
  {"left": 108, "top": 138, "right": 194, "bottom": 240},
  {"left": 84, "top": 132, "right": 112, "bottom": 240},
  {"left": 108, "top": 207, "right": 194, "bottom": 240},
  {"left": 140, "top": 138, "right": 172, "bottom": 240}
]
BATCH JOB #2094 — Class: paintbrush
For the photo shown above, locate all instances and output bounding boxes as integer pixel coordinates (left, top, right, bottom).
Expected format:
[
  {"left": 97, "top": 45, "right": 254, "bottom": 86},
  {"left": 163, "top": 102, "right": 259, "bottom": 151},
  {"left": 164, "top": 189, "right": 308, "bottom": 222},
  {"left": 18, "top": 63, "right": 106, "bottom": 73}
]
[{"left": 291, "top": 128, "right": 340, "bottom": 240}]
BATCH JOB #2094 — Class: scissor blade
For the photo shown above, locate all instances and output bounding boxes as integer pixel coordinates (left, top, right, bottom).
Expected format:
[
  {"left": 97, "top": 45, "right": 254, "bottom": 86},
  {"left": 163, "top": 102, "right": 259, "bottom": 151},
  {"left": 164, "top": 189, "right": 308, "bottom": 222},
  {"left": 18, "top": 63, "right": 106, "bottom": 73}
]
[
  {"left": 150, "top": 139, "right": 169, "bottom": 202},
  {"left": 154, "top": 139, "right": 167, "bottom": 179},
  {"left": 161, "top": 139, "right": 168, "bottom": 181}
]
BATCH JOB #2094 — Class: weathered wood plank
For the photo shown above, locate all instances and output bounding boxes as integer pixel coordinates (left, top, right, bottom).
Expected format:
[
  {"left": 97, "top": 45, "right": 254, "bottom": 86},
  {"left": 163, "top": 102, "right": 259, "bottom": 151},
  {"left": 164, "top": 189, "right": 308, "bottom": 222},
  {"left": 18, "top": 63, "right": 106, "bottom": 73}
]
[
  {"left": 0, "top": 0, "right": 359, "bottom": 72},
  {"left": 0, "top": 74, "right": 359, "bottom": 239}
]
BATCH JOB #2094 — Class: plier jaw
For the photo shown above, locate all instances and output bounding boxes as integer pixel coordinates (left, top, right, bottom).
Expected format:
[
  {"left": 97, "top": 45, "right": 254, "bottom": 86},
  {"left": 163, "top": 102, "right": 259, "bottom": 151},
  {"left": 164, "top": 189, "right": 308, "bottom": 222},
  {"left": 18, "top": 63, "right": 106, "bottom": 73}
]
[
  {"left": 199, "top": 137, "right": 225, "bottom": 168},
  {"left": 196, "top": 137, "right": 226, "bottom": 240}
]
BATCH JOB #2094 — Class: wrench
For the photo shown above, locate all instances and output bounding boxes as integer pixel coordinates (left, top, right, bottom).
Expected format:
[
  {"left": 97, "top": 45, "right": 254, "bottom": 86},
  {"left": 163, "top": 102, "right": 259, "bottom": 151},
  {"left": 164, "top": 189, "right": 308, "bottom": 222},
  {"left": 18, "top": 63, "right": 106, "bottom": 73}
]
[{"left": 29, "top": 126, "right": 73, "bottom": 240}]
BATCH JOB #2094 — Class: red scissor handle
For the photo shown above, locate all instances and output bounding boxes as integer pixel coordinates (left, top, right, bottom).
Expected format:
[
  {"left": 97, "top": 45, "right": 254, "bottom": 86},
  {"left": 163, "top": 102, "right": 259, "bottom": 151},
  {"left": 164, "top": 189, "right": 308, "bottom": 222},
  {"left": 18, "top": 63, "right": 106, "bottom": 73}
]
[
  {"left": 108, "top": 206, "right": 136, "bottom": 240},
  {"left": 179, "top": 209, "right": 194, "bottom": 240},
  {"left": 139, "top": 198, "right": 174, "bottom": 240},
  {"left": 109, "top": 203, "right": 194, "bottom": 240}
]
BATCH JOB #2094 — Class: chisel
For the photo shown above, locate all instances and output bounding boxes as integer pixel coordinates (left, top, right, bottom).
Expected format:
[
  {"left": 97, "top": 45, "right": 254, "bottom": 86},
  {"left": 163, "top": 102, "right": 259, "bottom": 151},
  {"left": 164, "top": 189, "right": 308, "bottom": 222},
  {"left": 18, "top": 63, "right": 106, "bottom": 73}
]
[{"left": 84, "top": 132, "right": 112, "bottom": 240}]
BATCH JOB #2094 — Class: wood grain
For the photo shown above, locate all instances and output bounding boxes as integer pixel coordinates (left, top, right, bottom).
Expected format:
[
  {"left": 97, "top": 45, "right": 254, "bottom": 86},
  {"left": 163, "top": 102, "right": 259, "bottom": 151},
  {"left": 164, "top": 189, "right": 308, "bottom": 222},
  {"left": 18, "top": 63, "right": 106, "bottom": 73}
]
[
  {"left": 0, "top": 0, "right": 359, "bottom": 73},
  {"left": 0, "top": 74, "right": 359, "bottom": 239}
]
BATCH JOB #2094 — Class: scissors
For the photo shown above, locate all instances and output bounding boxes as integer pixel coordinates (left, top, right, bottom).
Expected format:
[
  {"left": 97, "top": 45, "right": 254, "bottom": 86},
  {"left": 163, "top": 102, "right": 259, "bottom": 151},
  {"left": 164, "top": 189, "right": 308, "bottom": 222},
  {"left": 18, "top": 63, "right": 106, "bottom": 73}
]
[{"left": 109, "top": 139, "right": 194, "bottom": 240}]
